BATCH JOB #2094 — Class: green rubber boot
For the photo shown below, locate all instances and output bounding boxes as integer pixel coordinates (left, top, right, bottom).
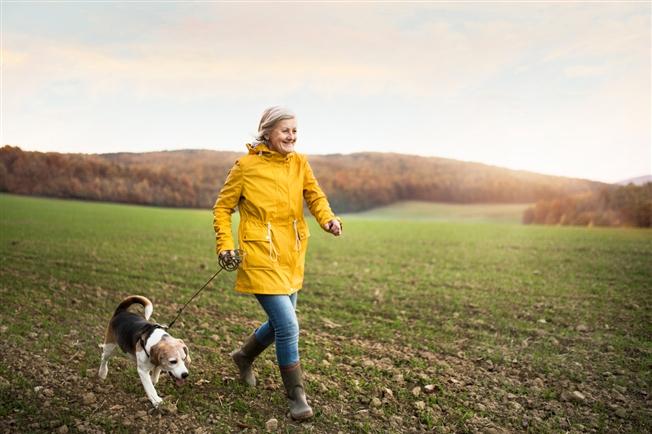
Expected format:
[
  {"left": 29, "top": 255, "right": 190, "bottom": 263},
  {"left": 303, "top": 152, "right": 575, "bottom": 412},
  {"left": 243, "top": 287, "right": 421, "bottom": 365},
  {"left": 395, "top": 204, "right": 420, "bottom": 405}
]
[
  {"left": 280, "top": 362, "right": 314, "bottom": 420},
  {"left": 230, "top": 333, "right": 268, "bottom": 387}
]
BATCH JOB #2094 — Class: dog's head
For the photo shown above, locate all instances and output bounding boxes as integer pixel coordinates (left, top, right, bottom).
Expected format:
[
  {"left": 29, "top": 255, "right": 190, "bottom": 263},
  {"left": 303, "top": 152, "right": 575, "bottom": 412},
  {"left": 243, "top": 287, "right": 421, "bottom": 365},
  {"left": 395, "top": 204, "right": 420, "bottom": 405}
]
[{"left": 150, "top": 337, "right": 191, "bottom": 385}]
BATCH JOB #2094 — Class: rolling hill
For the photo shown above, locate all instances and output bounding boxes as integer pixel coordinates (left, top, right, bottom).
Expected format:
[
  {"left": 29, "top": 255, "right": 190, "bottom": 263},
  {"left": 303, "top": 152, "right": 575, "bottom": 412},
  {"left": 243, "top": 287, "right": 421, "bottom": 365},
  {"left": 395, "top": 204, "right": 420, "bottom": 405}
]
[{"left": 1, "top": 145, "right": 608, "bottom": 213}]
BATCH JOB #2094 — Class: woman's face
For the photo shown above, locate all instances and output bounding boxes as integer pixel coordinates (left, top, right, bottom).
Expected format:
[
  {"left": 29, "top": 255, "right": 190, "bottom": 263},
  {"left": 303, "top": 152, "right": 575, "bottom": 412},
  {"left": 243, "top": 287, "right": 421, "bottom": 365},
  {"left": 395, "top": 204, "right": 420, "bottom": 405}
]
[{"left": 267, "top": 118, "right": 297, "bottom": 155}]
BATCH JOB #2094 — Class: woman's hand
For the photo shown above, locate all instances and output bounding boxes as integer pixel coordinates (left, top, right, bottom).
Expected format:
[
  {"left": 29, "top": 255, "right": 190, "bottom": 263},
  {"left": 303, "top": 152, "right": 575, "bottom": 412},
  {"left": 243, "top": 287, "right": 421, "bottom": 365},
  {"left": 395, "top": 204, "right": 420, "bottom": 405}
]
[
  {"left": 323, "top": 219, "right": 342, "bottom": 236},
  {"left": 220, "top": 250, "right": 234, "bottom": 257},
  {"left": 219, "top": 250, "right": 236, "bottom": 262},
  {"left": 219, "top": 249, "right": 243, "bottom": 271}
]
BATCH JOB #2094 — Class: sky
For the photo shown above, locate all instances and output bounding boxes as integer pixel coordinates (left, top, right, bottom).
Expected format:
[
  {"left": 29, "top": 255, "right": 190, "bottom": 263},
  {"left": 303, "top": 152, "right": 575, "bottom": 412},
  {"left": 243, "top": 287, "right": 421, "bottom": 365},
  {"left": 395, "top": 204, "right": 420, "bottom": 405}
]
[{"left": 1, "top": 1, "right": 650, "bottom": 184}]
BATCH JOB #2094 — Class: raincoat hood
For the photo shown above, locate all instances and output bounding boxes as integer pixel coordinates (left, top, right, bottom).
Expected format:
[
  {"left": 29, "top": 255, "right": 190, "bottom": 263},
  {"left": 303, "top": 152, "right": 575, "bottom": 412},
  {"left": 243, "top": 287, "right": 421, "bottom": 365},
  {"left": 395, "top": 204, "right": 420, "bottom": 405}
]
[
  {"left": 246, "top": 142, "right": 295, "bottom": 158},
  {"left": 246, "top": 142, "right": 269, "bottom": 154}
]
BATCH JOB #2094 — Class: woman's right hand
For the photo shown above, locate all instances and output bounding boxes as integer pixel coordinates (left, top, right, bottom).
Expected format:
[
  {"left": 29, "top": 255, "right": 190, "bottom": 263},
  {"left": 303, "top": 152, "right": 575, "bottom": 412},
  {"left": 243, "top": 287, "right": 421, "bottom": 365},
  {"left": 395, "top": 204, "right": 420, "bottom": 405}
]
[
  {"left": 219, "top": 249, "right": 243, "bottom": 270},
  {"left": 220, "top": 250, "right": 235, "bottom": 260}
]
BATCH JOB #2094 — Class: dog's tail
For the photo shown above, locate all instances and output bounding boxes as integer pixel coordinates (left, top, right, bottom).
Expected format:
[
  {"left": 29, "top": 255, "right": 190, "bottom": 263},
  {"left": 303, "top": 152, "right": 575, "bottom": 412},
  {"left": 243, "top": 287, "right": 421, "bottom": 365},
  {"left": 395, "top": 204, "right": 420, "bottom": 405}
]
[{"left": 113, "top": 295, "right": 153, "bottom": 320}]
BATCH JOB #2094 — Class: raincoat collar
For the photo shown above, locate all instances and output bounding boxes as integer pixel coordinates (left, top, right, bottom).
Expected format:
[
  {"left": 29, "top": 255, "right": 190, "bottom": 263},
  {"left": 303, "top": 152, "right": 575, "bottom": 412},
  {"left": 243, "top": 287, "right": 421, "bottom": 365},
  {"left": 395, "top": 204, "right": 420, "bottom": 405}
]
[{"left": 246, "top": 143, "right": 294, "bottom": 160}]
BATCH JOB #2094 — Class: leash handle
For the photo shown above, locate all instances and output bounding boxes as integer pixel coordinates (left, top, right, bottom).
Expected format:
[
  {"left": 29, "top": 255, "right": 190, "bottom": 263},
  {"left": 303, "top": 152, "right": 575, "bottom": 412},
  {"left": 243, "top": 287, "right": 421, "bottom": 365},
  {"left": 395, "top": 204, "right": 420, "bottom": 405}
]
[{"left": 219, "top": 249, "right": 245, "bottom": 271}]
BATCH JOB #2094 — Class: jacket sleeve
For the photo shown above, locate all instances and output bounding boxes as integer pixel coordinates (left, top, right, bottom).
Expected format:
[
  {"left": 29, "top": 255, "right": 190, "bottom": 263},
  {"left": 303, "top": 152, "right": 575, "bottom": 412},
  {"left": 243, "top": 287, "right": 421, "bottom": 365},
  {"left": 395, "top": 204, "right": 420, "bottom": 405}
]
[
  {"left": 213, "top": 160, "right": 243, "bottom": 254},
  {"left": 302, "top": 158, "right": 341, "bottom": 229}
]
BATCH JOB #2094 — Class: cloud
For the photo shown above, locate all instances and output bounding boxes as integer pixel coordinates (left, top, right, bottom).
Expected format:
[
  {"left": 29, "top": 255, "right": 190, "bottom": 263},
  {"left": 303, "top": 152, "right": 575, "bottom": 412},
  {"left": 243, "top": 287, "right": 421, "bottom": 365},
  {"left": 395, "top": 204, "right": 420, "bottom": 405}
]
[
  {"left": 5, "top": 5, "right": 612, "bottom": 98},
  {"left": 563, "top": 65, "right": 610, "bottom": 78},
  {"left": 0, "top": 48, "right": 28, "bottom": 66},
  {"left": 4, "top": 3, "right": 648, "bottom": 102}
]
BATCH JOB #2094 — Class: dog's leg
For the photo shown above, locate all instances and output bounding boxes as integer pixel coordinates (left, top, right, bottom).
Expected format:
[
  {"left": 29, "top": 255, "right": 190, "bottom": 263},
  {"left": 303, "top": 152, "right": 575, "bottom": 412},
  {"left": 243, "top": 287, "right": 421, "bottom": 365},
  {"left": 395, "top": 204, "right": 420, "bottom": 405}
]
[
  {"left": 138, "top": 366, "right": 163, "bottom": 407},
  {"left": 98, "top": 343, "right": 116, "bottom": 380},
  {"left": 150, "top": 366, "right": 162, "bottom": 385}
]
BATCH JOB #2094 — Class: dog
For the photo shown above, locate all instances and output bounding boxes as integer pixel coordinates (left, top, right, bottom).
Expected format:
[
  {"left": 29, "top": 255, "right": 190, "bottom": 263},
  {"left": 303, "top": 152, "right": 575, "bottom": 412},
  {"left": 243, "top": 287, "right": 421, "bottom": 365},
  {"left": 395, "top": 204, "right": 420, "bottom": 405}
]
[{"left": 98, "top": 295, "right": 191, "bottom": 407}]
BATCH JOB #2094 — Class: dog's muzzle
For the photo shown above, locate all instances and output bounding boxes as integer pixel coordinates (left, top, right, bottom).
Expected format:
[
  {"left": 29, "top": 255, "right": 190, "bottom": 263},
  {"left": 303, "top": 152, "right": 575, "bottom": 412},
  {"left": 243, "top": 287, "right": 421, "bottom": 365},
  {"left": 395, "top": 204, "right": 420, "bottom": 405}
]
[{"left": 169, "top": 371, "right": 189, "bottom": 386}]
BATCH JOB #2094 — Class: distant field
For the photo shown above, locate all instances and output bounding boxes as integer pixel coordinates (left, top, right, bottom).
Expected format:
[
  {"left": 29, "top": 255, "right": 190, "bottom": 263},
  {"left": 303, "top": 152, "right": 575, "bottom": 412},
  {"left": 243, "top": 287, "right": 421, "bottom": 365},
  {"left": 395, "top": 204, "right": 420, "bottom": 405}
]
[
  {"left": 1, "top": 194, "right": 650, "bottom": 433},
  {"left": 351, "top": 201, "right": 530, "bottom": 223}
]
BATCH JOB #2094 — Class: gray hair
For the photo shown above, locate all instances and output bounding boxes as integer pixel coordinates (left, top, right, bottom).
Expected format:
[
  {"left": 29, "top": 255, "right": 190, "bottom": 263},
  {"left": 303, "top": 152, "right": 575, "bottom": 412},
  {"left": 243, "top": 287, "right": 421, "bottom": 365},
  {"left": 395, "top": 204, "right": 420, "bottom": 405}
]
[{"left": 254, "top": 106, "right": 296, "bottom": 146}]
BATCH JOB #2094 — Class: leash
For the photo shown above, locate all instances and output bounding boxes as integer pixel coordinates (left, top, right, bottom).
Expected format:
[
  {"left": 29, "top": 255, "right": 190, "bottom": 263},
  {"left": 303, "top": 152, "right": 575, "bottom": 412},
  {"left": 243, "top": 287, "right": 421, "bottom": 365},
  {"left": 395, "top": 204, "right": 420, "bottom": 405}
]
[{"left": 165, "top": 250, "right": 244, "bottom": 330}]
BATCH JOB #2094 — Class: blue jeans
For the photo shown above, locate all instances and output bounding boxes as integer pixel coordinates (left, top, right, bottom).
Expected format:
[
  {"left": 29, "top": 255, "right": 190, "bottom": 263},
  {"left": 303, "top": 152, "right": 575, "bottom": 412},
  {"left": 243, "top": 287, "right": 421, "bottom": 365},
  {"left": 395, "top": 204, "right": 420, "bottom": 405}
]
[{"left": 253, "top": 293, "right": 299, "bottom": 368}]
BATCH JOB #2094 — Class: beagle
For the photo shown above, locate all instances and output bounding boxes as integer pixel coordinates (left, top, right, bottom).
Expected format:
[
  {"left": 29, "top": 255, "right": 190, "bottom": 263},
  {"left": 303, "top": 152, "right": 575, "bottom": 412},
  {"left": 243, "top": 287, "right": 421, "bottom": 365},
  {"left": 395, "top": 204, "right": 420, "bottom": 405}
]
[{"left": 98, "top": 295, "right": 190, "bottom": 407}]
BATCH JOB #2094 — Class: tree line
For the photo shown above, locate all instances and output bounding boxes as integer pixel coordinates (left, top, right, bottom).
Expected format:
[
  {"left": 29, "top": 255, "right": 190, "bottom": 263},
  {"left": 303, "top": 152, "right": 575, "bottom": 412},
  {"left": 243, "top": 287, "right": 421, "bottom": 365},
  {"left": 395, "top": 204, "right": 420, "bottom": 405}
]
[
  {"left": 522, "top": 183, "right": 652, "bottom": 227},
  {"left": 99, "top": 148, "right": 606, "bottom": 212},
  {"left": 1, "top": 145, "right": 622, "bottom": 220},
  {"left": 0, "top": 146, "right": 196, "bottom": 207}
]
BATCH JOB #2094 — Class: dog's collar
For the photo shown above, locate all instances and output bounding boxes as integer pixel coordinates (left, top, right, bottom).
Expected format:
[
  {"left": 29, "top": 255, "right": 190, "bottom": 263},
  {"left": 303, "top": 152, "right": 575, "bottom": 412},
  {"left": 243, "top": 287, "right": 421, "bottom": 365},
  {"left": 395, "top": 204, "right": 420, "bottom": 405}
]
[{"left": 139, "top": 324, "right": 167, "bottom": 358}]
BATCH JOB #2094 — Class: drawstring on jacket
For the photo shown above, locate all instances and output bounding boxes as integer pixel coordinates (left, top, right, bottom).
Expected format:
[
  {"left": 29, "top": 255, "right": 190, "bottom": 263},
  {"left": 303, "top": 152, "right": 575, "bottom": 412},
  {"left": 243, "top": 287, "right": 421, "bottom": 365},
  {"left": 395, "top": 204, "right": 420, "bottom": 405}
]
[
  {"left": 292, "top": 219, "right": 301, "bottom": 251},
  {"left": 266, "top": 222, "right": 279, "bottom": 262}
]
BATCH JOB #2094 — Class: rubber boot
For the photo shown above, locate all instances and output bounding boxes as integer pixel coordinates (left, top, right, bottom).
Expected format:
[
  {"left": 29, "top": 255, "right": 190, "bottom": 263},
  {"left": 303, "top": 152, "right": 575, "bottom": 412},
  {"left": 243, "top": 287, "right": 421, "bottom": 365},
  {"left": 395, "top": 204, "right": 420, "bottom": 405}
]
[
  {"left": 230, "top": 333, "right": 268, "bottom": 386},
  {"left": 280, "top": 362, "right": 314, "bottom": 420}
]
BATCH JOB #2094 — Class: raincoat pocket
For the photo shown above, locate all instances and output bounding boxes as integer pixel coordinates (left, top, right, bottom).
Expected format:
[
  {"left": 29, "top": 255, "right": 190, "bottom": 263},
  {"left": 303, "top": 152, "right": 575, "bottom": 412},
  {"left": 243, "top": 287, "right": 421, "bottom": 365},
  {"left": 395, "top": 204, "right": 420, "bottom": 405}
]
[
  {"left": 240, "top": 224, "right": 275, "bottom": 270},
  {"left": 296, "top": 221, "right": 310, "bottom": 240}
]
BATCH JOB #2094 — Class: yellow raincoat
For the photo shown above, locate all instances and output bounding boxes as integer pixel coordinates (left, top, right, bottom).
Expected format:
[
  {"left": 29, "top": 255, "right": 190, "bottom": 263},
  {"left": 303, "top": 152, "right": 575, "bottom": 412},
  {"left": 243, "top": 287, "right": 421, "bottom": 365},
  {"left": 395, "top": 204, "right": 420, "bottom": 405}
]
[{"left": 213, "top": 143, "right": 340, "bottom": 295}]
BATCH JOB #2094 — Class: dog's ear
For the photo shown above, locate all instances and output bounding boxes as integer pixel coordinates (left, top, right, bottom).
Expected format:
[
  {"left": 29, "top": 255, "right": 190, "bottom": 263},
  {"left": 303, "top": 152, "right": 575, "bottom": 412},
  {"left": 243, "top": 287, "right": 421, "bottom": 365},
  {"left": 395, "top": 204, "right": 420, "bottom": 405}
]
[
  {"left": 180, "top": 340, "right": 191, "bottom": 364},
  {"left": 149, "top": 343, "right": 162, "bottom": 366}
]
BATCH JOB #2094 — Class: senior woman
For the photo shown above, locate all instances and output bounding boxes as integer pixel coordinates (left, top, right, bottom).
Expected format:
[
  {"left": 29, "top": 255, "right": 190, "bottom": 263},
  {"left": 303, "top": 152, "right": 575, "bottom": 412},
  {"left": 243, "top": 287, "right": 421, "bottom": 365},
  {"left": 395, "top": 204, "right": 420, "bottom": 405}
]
[{"left": 212, "top": 106, "right": 341, "bottom": 420}]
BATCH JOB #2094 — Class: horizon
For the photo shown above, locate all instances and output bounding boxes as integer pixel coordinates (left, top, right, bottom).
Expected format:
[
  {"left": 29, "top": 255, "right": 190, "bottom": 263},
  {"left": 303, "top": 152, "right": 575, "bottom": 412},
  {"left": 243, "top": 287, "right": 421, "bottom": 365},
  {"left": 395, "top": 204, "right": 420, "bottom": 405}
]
[{"left": 2, "top": 2, "right": 650, "bottom": 184}]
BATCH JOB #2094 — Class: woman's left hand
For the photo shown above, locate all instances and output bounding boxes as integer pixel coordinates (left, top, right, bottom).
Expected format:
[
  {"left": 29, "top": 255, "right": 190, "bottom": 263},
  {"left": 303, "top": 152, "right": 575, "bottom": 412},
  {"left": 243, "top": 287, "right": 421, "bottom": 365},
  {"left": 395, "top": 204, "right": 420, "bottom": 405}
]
[{"left": 324, "top": 219, "right": 342, "bottom": 236}]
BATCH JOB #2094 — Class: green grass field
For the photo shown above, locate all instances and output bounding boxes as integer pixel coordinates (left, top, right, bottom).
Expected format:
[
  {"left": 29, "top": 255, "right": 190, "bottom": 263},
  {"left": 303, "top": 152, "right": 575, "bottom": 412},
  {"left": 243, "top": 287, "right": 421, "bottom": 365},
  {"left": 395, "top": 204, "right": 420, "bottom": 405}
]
[
  {"left": 350, "top": 201, "right": 530, "bottom": 223},
  {"left": 1, "top": 193, "right": 650, "bottom": 433}
]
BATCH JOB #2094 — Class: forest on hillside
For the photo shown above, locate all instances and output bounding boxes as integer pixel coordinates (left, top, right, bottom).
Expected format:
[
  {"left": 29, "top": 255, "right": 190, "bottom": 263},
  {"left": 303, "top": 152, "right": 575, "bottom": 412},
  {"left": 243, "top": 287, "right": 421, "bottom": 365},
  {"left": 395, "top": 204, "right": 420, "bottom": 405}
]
[
  {"left": 523, "top": 183, "right": 652, "bottom": 227},
  {"left": 0, "top": 146, "right": 606, "bottom": 215}
]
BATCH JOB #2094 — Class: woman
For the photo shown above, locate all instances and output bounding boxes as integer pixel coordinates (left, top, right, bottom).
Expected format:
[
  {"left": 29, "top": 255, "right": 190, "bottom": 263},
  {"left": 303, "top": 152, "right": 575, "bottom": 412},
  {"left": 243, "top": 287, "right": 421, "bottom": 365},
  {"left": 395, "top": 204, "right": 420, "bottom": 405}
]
[{"left": 212, "top": 106, "right": 342, "bottom": 420}]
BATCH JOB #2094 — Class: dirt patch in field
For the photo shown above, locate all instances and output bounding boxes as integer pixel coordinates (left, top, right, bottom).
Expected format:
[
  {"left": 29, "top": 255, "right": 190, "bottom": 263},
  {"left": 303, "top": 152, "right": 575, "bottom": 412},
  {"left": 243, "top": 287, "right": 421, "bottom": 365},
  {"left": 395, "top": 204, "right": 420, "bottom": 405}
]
[
  {"left": 305, "top": 328, "right": 651, "bottom": 433},
  {"left": 1, "top": 337, "right": 209, "bottom": 434},
  {"left": 2, "top": 314, "right": 650, "bottom": 433}
]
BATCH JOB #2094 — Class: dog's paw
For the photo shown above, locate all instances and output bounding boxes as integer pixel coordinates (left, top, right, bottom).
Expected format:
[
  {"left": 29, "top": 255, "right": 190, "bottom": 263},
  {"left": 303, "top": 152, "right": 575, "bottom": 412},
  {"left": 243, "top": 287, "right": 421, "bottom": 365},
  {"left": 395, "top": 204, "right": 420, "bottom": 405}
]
[
  {"left": 149, "top": 399, "right": 177, "bottom": 415},
  {"left": 98, "top": 366, "right": 108, "bottom": 380},
  {"left": 150, "top": 396, "right": 164, "bottom": 408}
]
